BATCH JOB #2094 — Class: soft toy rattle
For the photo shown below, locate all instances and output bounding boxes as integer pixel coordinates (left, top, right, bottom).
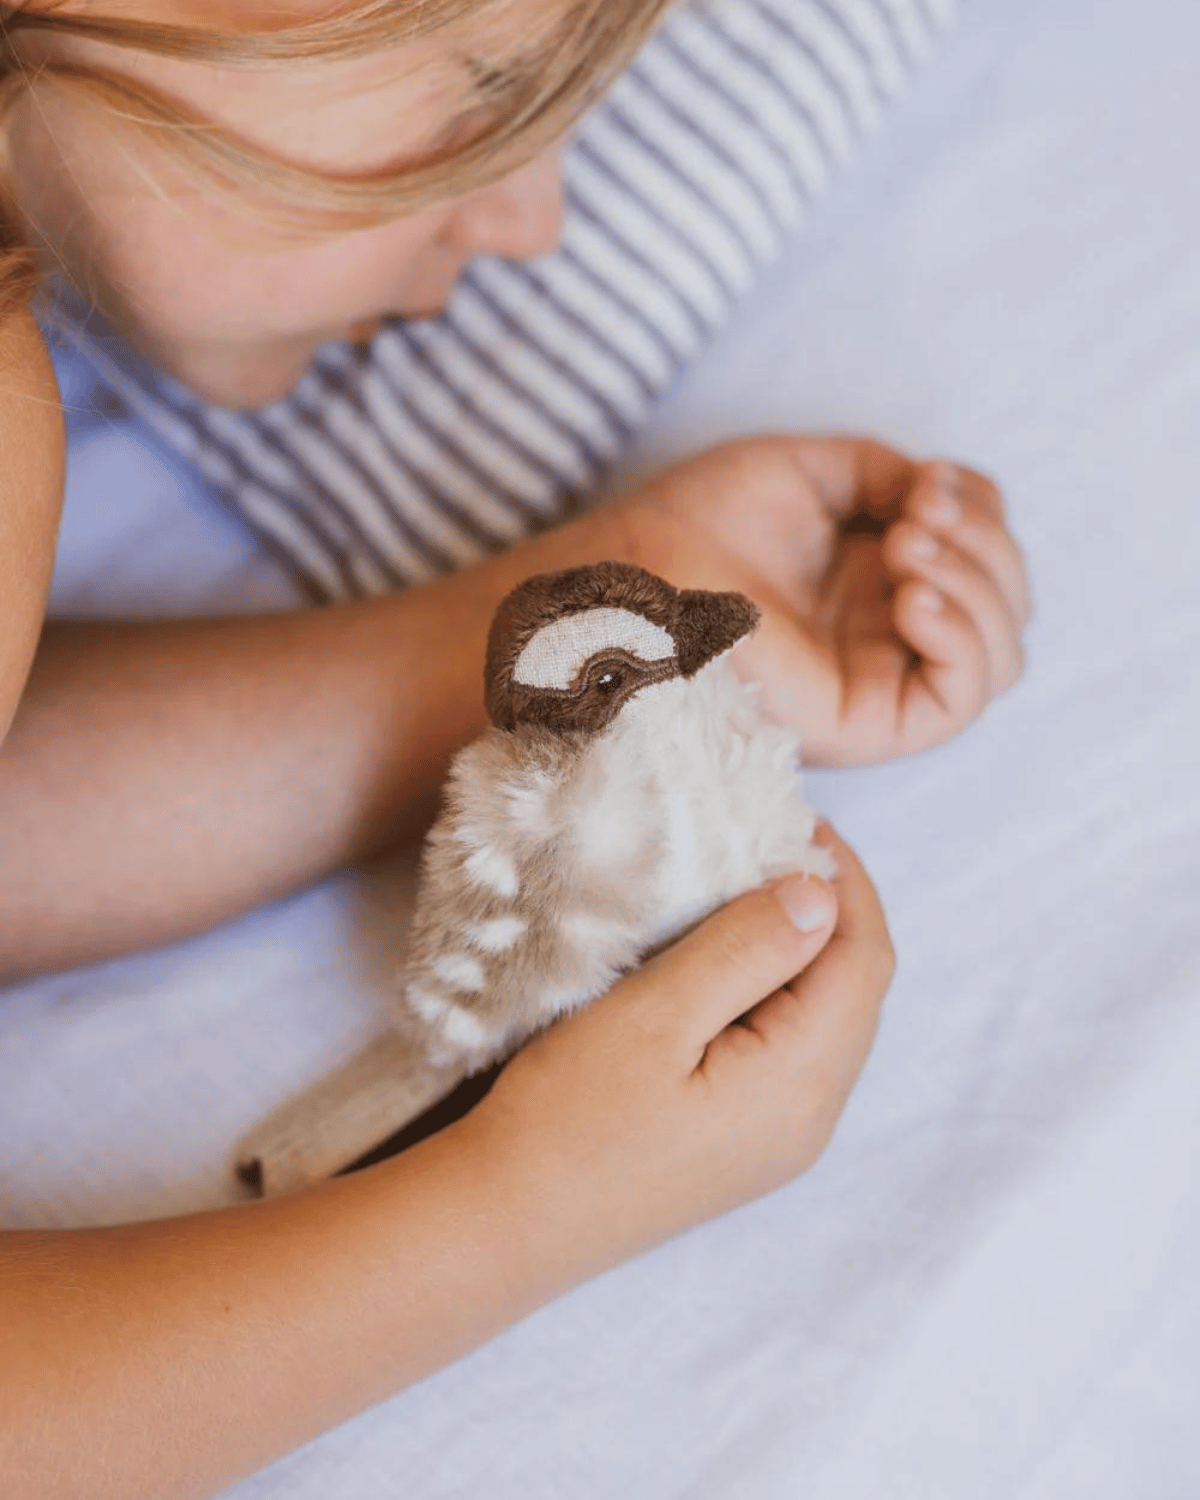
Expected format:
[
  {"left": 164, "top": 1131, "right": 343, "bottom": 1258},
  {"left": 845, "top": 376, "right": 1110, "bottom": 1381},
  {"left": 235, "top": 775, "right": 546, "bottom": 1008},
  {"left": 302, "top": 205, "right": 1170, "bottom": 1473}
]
[{"left": 237, "top": 561, "right": 832, "bottom": 1194}]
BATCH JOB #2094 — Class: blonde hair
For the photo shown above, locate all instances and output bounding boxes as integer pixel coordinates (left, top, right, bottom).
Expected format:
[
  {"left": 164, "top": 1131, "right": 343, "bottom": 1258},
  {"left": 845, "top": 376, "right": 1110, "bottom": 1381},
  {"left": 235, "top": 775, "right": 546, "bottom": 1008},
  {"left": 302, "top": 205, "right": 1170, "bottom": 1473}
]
[{"left": 0, "top": 0, "right": 670, "bottom": 318}]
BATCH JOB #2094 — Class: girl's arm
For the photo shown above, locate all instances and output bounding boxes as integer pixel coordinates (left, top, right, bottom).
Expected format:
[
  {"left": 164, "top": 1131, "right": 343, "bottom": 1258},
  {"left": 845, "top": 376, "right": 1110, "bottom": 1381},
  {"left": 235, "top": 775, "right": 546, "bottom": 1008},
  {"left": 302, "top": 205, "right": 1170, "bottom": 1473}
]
[
  {"left": 2, "top": 828, "right": 894, "bottom": 1500},
  {"left": 0, "top": 507, "right": 639, "bottom": 979}
]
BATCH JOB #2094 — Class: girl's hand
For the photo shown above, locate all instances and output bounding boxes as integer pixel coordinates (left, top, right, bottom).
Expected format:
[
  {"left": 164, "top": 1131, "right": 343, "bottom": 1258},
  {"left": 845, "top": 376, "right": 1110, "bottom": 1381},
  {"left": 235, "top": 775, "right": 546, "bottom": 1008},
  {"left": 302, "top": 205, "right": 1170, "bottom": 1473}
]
[
  {"left": 615, "top": 435, "right": 1031, "bottom": 767},
  {"left": 469, "top": 824, "right": 894, "bottom": 1279}
]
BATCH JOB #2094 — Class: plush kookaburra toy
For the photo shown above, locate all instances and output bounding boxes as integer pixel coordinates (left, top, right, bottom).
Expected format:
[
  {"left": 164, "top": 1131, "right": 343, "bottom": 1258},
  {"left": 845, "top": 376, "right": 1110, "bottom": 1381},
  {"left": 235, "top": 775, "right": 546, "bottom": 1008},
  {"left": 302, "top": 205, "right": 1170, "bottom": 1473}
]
[
  {"left": 400, "top": 560, "right": 833, "bottom": 1076},
  {"left": 237, "top": 562, "right": 832, "bottom": 1195}
]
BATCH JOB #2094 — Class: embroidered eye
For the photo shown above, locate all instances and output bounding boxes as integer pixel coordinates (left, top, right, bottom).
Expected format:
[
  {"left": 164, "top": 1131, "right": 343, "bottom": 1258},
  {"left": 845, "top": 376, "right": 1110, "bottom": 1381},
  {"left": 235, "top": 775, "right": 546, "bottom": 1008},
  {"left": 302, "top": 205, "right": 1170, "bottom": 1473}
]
[{"left": 595, "top": 668, "right": 623, "bottom": 694}]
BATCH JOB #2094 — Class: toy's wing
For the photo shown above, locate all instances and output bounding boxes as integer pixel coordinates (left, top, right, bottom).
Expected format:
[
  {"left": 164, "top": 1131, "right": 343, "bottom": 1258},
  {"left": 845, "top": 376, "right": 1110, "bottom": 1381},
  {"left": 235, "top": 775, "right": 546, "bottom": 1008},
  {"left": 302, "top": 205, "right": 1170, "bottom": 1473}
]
[{"left": 397, "top": 734, "right": 653, "bottom": 1072}]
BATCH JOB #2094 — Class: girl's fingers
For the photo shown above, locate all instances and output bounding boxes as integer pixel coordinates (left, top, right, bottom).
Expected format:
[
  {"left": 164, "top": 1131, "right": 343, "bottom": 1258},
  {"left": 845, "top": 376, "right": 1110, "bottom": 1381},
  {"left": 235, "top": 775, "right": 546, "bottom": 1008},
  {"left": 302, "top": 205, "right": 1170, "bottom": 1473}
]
[
  {"left": 908, "top": 462, "right": 1032, "bottom": 629},
  {"left": 616, "top": 871, "right": 839, "bottom": 1063},
  {"left": 890, "top": 574, "right": 994, "bottom": 739},
  {"left": 884, "top": 520, "right": 1025, "bottom": 696}
]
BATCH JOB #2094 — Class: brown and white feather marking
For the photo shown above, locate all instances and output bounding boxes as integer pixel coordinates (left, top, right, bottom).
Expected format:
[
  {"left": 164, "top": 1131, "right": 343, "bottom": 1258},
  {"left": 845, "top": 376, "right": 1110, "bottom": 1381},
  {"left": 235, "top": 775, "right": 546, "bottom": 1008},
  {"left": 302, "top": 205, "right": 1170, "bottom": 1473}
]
[{"left": 397, "top": 561, "right": 833, "bottom": 1075}]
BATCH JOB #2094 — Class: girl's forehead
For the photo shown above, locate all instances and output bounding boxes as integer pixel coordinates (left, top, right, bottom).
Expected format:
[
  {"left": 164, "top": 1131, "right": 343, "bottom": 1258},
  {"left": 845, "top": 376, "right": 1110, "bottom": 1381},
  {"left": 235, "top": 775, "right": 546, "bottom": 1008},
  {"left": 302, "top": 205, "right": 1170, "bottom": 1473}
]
[{"left": 39, "top": 0, "right": 566, "bottom": 175}]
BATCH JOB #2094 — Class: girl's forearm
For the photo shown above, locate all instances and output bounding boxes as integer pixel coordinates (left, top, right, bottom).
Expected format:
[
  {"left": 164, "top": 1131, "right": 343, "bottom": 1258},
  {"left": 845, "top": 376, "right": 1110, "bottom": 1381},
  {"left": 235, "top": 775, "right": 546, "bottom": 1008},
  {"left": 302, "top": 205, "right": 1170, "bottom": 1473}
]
[
  {"left": 0, "top": 1115, "right": 559, "bottom": 1500},
  {"left": 0, "top": 506, "right": 635, "bottom": 978}
]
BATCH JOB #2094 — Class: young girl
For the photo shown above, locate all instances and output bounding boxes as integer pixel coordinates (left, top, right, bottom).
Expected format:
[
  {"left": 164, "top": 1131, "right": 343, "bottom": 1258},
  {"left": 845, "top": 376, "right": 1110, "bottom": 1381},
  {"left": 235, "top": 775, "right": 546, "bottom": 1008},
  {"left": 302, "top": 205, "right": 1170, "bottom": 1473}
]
[{"left": 0, "top": 2, "right": 1029, "bottom": 1496}]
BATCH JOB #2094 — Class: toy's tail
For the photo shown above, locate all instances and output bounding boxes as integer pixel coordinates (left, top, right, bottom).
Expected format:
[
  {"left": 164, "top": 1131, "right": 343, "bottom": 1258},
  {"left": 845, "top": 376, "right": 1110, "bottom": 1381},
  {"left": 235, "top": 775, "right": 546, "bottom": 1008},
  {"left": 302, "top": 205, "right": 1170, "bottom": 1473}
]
[{"left": 234, "top": 1024, "right": 465, "bottom": 1197}]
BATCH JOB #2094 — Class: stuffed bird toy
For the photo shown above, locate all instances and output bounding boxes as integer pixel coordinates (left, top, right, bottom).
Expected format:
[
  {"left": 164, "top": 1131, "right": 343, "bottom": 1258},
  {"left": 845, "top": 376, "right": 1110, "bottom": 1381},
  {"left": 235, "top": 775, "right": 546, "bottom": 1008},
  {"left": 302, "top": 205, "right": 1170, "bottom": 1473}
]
[
  {"left": 237, "top": 561, "right": 832, "bottom": 1194},
  {"left": 399, "top": 560, "right": 834, "bottom": 1076}
]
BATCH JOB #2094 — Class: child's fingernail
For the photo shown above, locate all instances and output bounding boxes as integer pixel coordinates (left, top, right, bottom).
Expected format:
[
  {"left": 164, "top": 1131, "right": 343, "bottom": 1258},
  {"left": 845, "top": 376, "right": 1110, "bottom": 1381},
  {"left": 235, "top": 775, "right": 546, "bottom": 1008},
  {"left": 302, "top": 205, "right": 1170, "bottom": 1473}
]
[
  {"left": 914, "top": 585, "right": 943, "bottom": 612},
  {"left": 776, "top": 876, "right": 834, "bottom": 933},
  {"left": 908, "top": 528, "right": 938, "bottom": 559}
]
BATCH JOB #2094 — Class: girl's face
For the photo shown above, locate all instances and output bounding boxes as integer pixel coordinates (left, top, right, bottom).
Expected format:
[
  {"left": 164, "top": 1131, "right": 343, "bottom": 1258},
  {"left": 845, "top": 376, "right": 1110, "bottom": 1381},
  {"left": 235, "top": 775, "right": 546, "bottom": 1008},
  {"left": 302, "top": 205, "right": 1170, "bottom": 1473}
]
[{"left": 13, "top": 6, "right": 569, "bottom": 407}]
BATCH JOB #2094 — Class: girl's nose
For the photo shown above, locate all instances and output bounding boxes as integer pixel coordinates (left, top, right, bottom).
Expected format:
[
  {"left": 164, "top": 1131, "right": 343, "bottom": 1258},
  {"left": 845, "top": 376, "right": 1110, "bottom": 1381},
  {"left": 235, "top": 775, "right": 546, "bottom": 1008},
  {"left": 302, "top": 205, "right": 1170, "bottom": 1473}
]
[{"left": 444, "top": 147, "right": 566, "bottom": 262}]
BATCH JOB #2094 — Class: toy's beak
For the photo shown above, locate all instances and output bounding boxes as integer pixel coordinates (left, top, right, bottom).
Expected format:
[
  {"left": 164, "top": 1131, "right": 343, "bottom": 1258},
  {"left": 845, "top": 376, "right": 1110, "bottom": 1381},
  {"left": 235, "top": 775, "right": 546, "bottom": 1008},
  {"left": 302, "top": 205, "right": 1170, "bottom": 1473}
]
[{"left": 673, "top": 588, "right": 761, "bottom": 677}]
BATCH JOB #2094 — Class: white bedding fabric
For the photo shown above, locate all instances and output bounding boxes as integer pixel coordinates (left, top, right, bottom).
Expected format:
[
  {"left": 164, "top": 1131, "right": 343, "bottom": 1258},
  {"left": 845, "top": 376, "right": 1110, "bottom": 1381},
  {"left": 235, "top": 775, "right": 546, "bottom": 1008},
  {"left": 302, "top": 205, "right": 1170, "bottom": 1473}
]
[{"left": 5, "top": 0, "right": 1200, "bottom": 1495}]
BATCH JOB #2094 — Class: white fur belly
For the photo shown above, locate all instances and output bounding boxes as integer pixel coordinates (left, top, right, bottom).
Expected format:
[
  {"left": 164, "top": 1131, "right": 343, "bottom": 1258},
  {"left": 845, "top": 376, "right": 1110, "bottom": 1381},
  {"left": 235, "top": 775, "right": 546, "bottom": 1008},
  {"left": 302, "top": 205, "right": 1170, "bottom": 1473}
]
[
  {"left": 591, "top": 660, "right": 829, "bottom": 951},
  {"left": 402, "top": 656, "right": 830, "bottom": 1072}
]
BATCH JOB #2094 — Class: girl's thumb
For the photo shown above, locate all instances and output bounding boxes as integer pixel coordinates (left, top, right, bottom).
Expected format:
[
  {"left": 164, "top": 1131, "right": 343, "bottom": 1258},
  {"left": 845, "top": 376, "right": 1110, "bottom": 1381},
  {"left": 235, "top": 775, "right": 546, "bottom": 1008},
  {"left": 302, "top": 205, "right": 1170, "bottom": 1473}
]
[{"left": 622, "top": 874, "right": 838, "bottom": 1052}]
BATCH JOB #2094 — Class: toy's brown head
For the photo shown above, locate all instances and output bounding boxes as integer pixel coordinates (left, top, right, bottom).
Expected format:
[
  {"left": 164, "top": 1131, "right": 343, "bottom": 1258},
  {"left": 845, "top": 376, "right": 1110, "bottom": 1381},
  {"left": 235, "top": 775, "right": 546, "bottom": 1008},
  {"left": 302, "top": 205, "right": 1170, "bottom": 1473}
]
[{"left": 484, "top": 561, "right": 760, "bottom": 735}]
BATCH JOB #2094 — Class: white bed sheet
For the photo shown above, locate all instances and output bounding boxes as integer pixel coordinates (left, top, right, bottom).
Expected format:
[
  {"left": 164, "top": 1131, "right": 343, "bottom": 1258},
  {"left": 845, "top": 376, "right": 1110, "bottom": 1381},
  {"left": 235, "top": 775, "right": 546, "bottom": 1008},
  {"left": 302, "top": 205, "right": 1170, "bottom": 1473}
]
[{"left": 5, "top": 0, "right": 1200, "bottom": 1495}]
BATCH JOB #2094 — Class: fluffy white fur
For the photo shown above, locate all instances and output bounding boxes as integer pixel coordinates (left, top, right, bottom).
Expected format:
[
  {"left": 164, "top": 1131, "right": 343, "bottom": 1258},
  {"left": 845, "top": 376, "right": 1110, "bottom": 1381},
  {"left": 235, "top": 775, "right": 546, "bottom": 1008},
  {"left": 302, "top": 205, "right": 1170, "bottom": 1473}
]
[{"left": 397, "top": 653, "right": 832, "bottom": 1075}]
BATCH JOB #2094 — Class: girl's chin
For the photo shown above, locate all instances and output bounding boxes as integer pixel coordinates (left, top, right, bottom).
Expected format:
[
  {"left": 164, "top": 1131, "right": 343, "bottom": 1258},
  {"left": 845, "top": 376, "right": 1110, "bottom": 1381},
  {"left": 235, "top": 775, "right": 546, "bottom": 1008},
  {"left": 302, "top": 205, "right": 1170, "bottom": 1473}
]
[{"left": 347, "top": 316, "right": 385, "bottom": 344}]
